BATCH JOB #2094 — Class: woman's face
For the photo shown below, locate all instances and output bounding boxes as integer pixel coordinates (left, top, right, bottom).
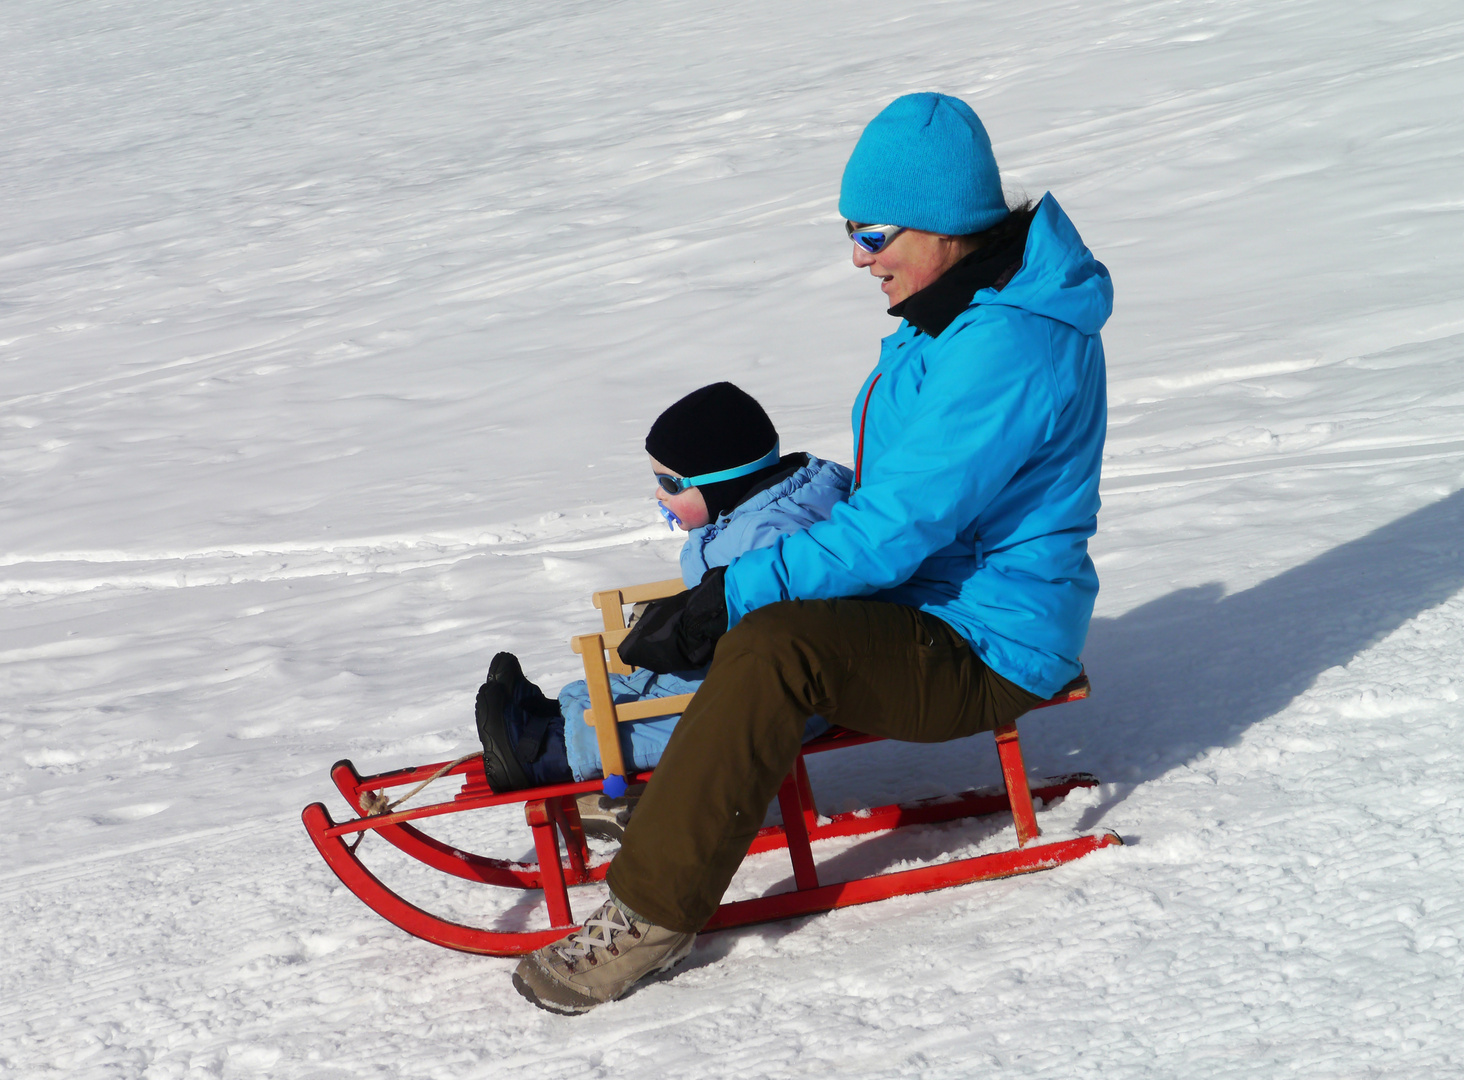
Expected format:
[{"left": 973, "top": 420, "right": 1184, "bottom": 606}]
[
  {"left": 650, "top": 456, "right": 711, "bottom": 530},
  {"left": 852, "top": 228, "right": 973, "bottom": 306}
]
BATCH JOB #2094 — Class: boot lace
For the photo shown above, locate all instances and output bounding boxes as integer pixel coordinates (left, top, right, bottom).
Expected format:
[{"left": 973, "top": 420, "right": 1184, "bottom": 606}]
[{"left": 551, "top": 900, "right": 642, "bottom": 969}]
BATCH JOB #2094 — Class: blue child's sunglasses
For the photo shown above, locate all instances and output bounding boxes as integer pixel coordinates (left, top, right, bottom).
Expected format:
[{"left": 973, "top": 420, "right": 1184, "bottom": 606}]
[
  {"left": 845, "top": 220, "right": 907, "bottom": 254},
  {"left": 655, "top": 443, "right": 781, "bottom": 495}
]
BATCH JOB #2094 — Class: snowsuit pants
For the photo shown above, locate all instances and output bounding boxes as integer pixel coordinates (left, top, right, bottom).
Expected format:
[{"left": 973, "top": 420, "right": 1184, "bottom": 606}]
[{"left": 605, "top": 598, "right": 1044, "bottom": 932}]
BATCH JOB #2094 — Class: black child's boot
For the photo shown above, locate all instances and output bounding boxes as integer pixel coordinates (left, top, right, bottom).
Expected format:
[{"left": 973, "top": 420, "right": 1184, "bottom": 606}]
[{"left": 475, "top": 652, "right": 571, "bottom": 792}]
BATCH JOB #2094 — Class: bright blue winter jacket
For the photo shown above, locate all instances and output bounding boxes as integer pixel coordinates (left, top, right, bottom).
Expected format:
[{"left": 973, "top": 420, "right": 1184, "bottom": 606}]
[
  {"left": 561, "top": 455, "right": 852, "bottom": 780},
  {"left": 724, "top": 194, "right": 1111, "bottom": 698}
]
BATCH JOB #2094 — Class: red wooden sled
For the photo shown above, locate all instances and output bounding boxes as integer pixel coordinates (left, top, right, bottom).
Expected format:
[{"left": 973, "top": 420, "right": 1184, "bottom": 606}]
[{"left": 302, "top": 582, "right": 1121, "bottom": 956}]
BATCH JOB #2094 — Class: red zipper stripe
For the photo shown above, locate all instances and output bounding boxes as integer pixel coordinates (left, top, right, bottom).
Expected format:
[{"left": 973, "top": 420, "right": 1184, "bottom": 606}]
[{"left": 854, "top": 372, "right": 882, "bottom": 490}]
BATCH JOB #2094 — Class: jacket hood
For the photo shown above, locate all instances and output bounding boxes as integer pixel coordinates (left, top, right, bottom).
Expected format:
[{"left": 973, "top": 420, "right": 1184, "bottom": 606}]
[{"left": 978, "top": 193, "right": 1112, "bottom": 336}]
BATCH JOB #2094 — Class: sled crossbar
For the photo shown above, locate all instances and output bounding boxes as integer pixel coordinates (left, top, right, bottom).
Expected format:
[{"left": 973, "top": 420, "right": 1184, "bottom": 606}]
[{"left": 301, "top": 580, "right": 1119, "bottom": 956}]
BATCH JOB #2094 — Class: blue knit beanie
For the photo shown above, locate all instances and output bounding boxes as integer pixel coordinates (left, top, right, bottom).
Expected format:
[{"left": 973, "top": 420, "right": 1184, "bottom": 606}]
[{"left": 839, "top": 93, "right": 1007, "bottom": 235}]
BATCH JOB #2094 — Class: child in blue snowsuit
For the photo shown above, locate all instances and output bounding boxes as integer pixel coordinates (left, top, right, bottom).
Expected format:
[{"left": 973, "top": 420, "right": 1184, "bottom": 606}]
[{"left": 474, "top": 382, "right": 851, "bottom": 800}]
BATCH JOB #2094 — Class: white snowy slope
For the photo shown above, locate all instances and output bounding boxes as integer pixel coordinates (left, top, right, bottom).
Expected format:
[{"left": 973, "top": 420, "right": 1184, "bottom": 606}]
[{"left": 3, "top": 0, "right": 1464, "bottom": 1075}]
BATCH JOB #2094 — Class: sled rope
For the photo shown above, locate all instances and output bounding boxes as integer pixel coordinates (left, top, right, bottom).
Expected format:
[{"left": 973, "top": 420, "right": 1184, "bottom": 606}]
[{"left": 350, "top": 752, "right": 484, "bottom": 851}]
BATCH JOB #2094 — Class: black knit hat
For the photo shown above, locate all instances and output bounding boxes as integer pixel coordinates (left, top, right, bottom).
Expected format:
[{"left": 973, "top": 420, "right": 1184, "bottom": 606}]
[{"left": 646, "top": 383, "right": 781, "bottom": 520}]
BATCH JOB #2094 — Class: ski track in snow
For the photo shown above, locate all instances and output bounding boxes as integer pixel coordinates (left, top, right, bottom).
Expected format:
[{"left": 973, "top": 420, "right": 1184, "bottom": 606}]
[{"left": 4, "top": 0, "right": 1464, "bottom": 1076}]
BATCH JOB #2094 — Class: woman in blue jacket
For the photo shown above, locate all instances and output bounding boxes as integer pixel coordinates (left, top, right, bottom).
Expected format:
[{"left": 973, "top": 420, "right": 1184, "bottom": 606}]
[{"left": 513, "top": 93, "right": 1113, "bottom": 1014}]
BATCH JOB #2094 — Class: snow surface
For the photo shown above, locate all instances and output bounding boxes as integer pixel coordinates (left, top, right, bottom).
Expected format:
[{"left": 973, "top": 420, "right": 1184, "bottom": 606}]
[{"left": 4, "top": 0, "right": 1464, "bottom": 1076}]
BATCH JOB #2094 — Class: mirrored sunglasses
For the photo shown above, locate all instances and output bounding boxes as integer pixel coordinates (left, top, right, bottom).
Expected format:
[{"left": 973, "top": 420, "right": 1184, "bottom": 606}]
[{"left": 845, "top": 220, "right": 906, "bottom": 254}]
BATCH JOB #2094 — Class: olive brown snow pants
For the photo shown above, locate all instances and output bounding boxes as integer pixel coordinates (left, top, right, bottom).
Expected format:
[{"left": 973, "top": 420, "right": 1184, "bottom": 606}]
[{"left": 605, "top": 599, "right": 1045, "bottom": 932}]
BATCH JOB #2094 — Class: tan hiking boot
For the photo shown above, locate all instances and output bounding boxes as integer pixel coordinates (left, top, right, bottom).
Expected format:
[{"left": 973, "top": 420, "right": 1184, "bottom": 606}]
[
  {"left": 574, "top": 790, "right": 641, "bottom": 844},
  {"left": 513, "top": 896, "right": 694, "bottom": 1014}
]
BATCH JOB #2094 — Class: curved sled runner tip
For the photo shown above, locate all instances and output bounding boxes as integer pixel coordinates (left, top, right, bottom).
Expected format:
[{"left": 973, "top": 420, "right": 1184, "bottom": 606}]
[
  {"left": 327, "top": 756, "right": 584, "bottom": 890},
  {"left": 302, "top": 801, "right": 575, "bottom": 956}
]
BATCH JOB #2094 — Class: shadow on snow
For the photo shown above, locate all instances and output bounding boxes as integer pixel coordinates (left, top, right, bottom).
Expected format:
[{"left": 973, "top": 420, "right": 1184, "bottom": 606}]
[{"left": 1030, "top": 486, "right": 1464, "bottom": 824}]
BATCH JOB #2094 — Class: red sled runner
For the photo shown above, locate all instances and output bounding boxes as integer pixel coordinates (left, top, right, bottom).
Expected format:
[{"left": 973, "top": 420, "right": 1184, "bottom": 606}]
[{"left": 302, "top": 579, "right": 1122, "bottom": 955}]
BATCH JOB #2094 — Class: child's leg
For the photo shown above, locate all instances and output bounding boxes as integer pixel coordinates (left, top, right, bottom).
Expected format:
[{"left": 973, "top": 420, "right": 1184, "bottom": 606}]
[
  {"left": 559, "top": 679, "right": 601, "bottom": 783},
  {"left": 561, "top": 670, "right": 706, "bottom": 780}
]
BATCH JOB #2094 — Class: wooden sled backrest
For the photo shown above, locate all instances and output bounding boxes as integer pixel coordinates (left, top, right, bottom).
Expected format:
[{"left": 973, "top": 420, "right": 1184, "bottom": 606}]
[
  {"left": 573, "top": 578, "right": 689, "bottom": 778},
  {"left": 589, "top": 577, "right": 686, "bottom": 674}
]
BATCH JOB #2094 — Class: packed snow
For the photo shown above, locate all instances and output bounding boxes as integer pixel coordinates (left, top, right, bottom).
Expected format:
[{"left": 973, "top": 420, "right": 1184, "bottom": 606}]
[{"left": 4, "top": 0, "right": 1464, "bottom": 1076}]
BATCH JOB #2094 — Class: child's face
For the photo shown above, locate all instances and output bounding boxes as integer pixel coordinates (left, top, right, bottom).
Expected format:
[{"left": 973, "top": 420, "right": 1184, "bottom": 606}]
[{"left": 650, "top": 455, "right": 711, "bottom": 530}]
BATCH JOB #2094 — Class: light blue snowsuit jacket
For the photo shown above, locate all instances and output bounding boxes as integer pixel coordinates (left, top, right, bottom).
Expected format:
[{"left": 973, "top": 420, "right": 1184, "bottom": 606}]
[
  {"left": 724, "top": 195, "right": 1111, "bottom": 698},
  {"left": 561, "top": 455, "right": 852, "bottom": 781}
]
